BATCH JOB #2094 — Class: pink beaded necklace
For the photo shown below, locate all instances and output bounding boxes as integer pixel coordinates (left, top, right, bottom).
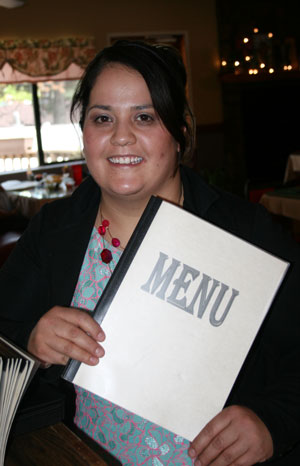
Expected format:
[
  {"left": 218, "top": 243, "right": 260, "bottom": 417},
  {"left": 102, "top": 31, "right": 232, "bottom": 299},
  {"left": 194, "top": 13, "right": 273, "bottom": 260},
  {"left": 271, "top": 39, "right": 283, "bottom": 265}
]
[
  {"left": 97, "top": 184, "right": 184, "bottom": 264},
  {"left": 97, "top": 214, "right": 122, "bottom": 264}
]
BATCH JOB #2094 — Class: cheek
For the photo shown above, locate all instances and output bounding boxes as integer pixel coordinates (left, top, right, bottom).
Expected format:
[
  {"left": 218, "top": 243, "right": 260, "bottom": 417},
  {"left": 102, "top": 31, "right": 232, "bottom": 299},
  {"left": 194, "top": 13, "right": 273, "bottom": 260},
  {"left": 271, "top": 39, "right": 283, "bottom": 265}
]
[
  {"left": 83, "top": 126, "right": 104, "bottom": 147},
  {"left": 83, "top": 128, "right": 94, "bottom": 147},
  {"left": 159, "top": 152, "right": 164, "bottom": 162},
  {"left": 159, "top": 138, "right": 178, "bottom": 163},
  {"left": 155, "top": 151, "right": 177, "bottom": 172}
]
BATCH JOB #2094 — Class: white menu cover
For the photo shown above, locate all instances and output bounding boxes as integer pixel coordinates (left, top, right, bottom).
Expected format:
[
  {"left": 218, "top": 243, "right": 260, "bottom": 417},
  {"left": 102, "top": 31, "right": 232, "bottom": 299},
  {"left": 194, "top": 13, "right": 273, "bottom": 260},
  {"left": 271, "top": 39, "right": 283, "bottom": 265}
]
[{"left": 67, "top": 199, "right": 289, "bottom": 441}]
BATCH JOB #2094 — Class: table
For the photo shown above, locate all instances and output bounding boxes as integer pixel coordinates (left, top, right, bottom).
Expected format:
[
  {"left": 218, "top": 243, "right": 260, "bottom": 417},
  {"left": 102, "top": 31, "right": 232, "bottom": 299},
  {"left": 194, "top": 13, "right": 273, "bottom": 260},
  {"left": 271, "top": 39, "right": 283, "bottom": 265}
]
[
  {"left": 284, "top": 152, "right": 300, "bottom": 184},
  {"left": 5, "top": 423, "right": 115, "bottom": 466},
  {"left": 260, "top": 186, "right": 300, "bottom": 242},
  {"left": 8, "top": 187, "right": 72, "bottom": 219},
  {"left": 1, "top": 180, "right": 40, "bottom": 192},
  {"left": 259, "top": 185, "right": 300, "bottom": 222}
]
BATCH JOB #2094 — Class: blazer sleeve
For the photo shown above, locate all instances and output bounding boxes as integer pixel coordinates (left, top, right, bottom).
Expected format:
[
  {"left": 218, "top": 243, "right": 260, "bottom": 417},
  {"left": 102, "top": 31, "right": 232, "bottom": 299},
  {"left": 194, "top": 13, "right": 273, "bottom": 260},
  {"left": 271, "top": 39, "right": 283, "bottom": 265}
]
[
  {"left": 0, "top": 208, "right": 51, "bottom": 350},
  {"left": 0, "top": 179, "right": 98, "bottom": 352}
]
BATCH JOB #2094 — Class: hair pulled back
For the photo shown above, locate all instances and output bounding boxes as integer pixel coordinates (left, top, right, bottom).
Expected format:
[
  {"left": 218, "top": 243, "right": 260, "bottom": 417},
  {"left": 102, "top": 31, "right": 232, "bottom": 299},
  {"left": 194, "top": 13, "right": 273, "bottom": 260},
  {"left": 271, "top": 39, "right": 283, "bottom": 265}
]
[{"left": 71, "top": 40, "right": 195, "bottom": 162}]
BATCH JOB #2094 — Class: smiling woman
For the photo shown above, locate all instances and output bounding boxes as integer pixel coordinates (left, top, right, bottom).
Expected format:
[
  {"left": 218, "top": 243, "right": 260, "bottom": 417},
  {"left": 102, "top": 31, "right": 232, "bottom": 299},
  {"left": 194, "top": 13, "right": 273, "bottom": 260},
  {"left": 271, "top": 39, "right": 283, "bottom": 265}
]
[
  {"left": 82, "top": 64, "right": 180, "bottom": 210},
  {"left": 0, "top": 40, "right": 300, "bottom": 466}
]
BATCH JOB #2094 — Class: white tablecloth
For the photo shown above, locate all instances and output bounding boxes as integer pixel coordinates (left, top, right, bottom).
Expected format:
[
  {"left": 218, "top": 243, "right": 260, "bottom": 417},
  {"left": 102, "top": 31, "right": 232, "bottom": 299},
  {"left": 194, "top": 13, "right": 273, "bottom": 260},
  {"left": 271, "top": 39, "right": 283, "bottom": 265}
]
[{"left": 284, "top": 153, "right": 300, "bottom": 184}]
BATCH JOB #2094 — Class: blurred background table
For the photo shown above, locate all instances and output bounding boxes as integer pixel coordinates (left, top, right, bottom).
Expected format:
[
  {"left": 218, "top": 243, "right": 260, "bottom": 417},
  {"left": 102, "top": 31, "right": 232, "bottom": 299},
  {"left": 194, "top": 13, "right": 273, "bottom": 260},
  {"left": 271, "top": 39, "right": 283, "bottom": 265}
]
[
  {"left": 260, "top": 185, "right": 300, "bottom": 222},
  {"left": 7, "top": 187, "right": 72, "bottom": 219},
  {"left": 284, "top": 152, "right": 300, "bottom": 184},
  {"left": 260, "top": 185, "right": 300, "bottom": 242},
  {"left": 0, "top": 178, "right": 76, "bottom": 266}
]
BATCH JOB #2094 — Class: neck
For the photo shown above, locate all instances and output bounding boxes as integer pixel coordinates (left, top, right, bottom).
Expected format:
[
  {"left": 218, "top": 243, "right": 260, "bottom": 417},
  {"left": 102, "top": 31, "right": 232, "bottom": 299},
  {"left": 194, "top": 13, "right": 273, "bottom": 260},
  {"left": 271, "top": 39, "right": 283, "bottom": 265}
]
[
  {"left": 96, "top": 170, "right": 183, "bottom": 248},
  {"left": 97, "top": 196, "right": 149, "bottom": 249}
]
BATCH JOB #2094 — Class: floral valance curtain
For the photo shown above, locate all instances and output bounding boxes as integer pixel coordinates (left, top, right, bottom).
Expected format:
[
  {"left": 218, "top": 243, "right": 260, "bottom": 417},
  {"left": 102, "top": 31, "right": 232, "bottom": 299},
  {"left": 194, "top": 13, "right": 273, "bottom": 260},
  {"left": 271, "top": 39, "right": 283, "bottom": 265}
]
[{"left": 0, "top": 37, "right": 96, "bottom": 82}]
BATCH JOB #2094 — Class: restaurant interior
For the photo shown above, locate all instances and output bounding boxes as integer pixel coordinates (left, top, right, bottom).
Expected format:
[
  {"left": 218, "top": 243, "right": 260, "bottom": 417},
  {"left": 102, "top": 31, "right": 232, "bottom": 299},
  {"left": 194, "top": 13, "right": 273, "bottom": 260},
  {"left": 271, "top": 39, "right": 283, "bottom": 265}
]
[
  {"left": 1, "top": 0, "right": 300, "bottom": 252},
  {"left": 0, "top": 0, "right": 300, "bottom": 463}
]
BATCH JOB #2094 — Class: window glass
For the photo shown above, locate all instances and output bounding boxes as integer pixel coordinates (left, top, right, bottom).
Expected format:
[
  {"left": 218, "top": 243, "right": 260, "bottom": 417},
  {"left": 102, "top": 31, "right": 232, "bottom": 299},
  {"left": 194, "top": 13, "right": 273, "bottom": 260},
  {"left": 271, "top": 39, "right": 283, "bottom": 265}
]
[
  {"left": 38, "top": 80, "right": 82, "bottom": 164},
  {"left": 0, "top": 83, "right": 38, "bottom": 172},
  {"left": 0, "top": 80, "right": 82, "bottom": 173}
]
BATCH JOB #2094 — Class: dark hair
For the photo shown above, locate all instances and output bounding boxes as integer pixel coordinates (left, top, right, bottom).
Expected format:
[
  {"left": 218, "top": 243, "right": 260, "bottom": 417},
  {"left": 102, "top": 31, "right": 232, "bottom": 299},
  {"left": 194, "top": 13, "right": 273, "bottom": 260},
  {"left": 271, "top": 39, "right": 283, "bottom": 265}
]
[{"left": 71, "top": 40, "right": 195, "bottom": 162}]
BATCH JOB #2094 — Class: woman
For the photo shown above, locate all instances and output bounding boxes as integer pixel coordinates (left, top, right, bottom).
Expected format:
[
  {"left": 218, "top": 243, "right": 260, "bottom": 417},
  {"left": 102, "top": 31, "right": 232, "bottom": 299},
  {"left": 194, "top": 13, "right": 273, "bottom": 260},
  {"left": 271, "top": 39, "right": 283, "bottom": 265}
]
[{"left": 1, "top": 40, "right": 299, "bottom": 465}]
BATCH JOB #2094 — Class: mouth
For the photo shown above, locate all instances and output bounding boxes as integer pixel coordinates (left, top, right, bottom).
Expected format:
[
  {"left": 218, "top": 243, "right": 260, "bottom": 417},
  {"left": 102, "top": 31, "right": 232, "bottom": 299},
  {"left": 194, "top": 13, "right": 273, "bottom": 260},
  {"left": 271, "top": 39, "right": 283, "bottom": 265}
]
[{"left": 108, "top": 156, "right": 143, "bottom": 165}]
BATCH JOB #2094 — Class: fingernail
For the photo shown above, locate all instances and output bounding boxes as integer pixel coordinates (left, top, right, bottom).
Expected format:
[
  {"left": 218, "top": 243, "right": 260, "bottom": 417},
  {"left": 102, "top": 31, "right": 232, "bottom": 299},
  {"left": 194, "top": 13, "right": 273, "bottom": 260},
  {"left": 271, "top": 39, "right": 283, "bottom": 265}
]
[
  {"left": 97, "top": 332, "right": 105, "bottom": 341},
  {"left": 195, "top": 461, "right": 202, "bottom": 466},
  {"left": 189, "top": 448, "right": 196, "bottom": 458},
  {"left": 95, "top": 347, "right": 104, "bottom": 356},
  {"left": 89, "top": 356, "right": 99, "bottom": 364}
]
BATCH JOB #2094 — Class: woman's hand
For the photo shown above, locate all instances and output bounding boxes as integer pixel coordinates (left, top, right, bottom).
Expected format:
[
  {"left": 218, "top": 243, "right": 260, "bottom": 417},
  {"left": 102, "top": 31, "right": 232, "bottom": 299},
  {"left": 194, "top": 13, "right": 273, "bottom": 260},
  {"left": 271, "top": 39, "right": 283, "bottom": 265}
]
[
  {"left": 188, "top": 405, "right": 273, "bottom": 465},
  {"left": 28, "top": 306, "right": 105, "bottom": 366}
]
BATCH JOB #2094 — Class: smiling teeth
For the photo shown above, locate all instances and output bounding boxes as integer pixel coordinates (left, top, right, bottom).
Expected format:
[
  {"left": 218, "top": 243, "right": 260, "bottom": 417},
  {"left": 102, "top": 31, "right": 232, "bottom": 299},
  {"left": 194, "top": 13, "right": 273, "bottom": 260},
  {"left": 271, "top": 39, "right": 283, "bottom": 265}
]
[{"left": 109, "top": 157, "right": 143, "bottom": 164}]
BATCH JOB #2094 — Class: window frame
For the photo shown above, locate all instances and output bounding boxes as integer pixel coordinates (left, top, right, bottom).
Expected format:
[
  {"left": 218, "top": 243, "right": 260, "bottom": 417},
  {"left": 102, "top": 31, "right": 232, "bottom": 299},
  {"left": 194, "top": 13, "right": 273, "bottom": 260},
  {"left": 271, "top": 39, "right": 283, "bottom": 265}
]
[{"left": 31, "top": 83, "right": 44, "bottom": 166}]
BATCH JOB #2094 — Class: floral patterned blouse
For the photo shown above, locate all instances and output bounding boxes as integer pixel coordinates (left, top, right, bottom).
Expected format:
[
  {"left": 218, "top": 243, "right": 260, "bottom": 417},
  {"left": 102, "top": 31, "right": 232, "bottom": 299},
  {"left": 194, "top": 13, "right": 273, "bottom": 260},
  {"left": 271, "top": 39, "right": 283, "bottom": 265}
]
[{"left": 71, "top": 227, "right": 192, "bottom": 465}]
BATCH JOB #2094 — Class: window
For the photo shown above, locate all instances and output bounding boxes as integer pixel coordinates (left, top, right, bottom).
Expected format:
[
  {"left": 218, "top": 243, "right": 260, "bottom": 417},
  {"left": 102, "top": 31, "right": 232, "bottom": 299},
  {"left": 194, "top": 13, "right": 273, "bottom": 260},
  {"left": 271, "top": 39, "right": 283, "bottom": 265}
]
[
  {"left": 0, "top": 79, "right": 82, "bottom": 173},
  {"left": 0, "top": 37, "right": 96, "bottom": 173}
]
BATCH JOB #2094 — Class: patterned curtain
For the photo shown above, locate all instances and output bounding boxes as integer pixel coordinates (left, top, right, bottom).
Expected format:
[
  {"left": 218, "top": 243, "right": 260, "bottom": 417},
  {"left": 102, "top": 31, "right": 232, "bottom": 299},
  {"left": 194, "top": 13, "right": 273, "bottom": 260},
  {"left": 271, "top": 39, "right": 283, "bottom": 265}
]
[{"left": 0, "top": 37, "right": 96, "bottom": 80}]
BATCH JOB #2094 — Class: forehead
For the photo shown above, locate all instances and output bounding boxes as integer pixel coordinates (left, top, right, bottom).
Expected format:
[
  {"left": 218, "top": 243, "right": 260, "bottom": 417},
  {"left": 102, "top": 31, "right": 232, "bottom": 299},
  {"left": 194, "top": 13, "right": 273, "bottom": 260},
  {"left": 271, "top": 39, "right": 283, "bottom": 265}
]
[{"left": 89, "top": 64, "right": 152, "bottom": 103}]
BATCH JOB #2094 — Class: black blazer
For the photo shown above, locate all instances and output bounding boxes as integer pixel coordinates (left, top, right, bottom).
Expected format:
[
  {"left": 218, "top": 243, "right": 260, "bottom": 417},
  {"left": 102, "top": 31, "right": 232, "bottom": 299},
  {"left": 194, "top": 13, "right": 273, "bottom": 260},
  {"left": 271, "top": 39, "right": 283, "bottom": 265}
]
[{"left": 1, "top": 166, "right": 299, "bottom": 464}]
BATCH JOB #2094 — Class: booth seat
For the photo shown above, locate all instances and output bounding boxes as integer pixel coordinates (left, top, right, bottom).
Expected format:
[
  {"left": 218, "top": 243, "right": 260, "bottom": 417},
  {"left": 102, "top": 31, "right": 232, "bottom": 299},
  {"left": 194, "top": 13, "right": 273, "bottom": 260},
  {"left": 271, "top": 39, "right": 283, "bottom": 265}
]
[
  {"left": 0, "top": 186, "right": 28, "bottom": 267},
  {"left": 0, "top": 230, "right": 22, "bottom": 267}
]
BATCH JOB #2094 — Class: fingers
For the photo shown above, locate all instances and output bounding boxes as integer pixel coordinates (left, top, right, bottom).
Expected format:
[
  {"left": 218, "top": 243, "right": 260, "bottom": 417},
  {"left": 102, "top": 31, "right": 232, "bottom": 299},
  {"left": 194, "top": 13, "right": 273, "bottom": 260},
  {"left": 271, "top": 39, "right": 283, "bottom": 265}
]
[
  {"left": 189, "top": 409, "right": 232, "bottom": 458},
  {"left": 45, "top": 307, "right": 105, "bottom": 357},
  {"left": 188, "top": 406, "right": 273, "bottom": 466},
  {"left": 35, "top": 341, "right": 70, "bottom": 366},
  {"left": 190, "top": 434, "right": 248, "bottom": 466},
  {"left": 44, "top": 306, "right": 105, "bottom": 342},
  {"left": 46, "top": 324, "right": 105, "bottom": 366},
  {"left": 28, "top": 306, "right": 106, "bottom": 366}
]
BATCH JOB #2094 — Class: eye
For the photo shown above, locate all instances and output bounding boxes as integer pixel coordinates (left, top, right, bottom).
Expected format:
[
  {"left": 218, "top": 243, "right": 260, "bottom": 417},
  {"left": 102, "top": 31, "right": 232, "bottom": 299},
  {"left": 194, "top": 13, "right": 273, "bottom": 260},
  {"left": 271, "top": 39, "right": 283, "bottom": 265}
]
[
  {"left": 136, "top": 113, "right": 155, "bottom": 124},
  {"left": 95, "top": 114, "right": 112, "bottom": 124}
]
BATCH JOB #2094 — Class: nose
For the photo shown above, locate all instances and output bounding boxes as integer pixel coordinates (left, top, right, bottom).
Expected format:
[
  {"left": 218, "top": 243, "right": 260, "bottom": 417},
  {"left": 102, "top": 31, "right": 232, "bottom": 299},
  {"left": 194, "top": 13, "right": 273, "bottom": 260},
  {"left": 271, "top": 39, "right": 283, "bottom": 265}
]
[{"left": 110, "top": 121, "right": 136, "bottom": 146}]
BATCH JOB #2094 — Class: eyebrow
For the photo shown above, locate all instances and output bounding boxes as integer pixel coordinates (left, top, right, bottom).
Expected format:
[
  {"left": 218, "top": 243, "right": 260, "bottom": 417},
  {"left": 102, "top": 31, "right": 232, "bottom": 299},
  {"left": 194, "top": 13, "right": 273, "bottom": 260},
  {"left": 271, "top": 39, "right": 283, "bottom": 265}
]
[{"left": 87, "top": 104, "right": 154, "bottom": 113}]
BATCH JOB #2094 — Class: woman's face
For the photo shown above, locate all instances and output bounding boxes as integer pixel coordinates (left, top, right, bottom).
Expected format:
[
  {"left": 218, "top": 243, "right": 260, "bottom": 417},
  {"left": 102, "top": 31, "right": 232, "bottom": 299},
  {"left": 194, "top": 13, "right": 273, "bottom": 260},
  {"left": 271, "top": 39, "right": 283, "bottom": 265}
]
[{"left": 82, "top": 64, "right": 180, "bottom": 203}]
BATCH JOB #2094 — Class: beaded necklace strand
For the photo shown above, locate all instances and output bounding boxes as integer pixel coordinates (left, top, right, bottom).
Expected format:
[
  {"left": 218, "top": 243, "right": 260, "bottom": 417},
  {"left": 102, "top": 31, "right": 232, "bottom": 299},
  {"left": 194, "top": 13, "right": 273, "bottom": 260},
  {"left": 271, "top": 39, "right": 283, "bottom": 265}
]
[
  {"left": 97, "top": 213, "right": 123, "bottom": 264},
  {"left": 98, "top": 184, "right": 183, "bottom": 265}
]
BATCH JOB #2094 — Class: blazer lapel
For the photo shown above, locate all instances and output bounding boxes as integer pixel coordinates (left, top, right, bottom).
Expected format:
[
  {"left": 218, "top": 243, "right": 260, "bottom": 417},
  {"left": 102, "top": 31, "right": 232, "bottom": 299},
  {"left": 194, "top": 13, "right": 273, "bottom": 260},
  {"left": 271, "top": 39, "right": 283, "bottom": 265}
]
[{"left": 45, "top": 179, "right": 100, "bottom": 307}]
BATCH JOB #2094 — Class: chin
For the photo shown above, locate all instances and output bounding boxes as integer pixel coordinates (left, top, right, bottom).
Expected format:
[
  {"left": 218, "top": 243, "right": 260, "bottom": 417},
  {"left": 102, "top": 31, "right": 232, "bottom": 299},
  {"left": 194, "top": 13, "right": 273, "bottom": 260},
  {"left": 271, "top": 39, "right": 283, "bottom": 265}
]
[{"left": 107, "top": 184, "right": 145, "bottom": 198}]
